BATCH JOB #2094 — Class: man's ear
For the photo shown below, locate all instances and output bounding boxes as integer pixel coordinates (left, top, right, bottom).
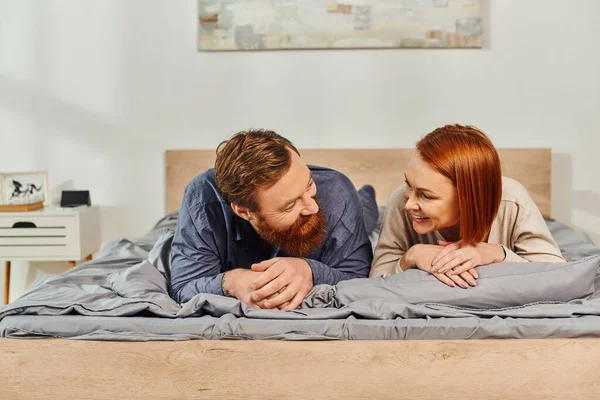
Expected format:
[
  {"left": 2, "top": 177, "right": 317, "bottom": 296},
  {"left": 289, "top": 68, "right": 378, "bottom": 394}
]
[{"left": 231, "top": 203, "right": 254, "bottom": 222}]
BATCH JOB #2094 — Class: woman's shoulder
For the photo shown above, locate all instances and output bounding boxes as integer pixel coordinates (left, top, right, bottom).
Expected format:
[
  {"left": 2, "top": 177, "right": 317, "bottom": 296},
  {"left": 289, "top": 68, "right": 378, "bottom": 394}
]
[
  {"left": 501, "top": 176, "right": 534, "bottom": 205},
  {"left": 387, "top": 185, "right": 408, "bottom": 208}
]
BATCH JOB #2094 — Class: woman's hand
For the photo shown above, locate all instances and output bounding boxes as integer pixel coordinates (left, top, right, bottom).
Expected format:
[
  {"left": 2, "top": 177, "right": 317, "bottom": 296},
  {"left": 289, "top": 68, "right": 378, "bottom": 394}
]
[
  {"left": 431, "top": 240, "right": 506, "bottom": 276},
  {"left": 402, "top": 244, "right": 478, "bottom": 288}
]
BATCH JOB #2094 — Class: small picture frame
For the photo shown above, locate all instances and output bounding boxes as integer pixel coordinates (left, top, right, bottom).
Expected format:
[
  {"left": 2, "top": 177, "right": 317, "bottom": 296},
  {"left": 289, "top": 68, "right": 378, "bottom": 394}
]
[{"left": 0, "top": 171, "right": 48, "bottom": 206}]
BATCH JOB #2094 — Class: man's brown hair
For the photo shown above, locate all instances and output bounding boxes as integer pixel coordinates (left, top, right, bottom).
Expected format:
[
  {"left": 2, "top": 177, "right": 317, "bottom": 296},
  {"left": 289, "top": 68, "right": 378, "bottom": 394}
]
[{"left": 215, "top": 129, "right": 300, "bottom": 211}]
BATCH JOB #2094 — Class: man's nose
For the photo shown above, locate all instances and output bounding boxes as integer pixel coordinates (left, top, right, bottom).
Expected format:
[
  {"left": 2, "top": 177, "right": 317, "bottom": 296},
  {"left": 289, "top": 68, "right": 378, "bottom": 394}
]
[{"left": 300, "top": 197, "right": 319, "bottom": 216}]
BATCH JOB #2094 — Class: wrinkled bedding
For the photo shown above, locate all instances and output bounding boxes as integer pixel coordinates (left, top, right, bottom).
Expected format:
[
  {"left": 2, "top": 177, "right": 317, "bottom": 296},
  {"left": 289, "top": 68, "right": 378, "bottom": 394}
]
[{"left": 1, "top": 212, "right": 599, "bottom": 340}]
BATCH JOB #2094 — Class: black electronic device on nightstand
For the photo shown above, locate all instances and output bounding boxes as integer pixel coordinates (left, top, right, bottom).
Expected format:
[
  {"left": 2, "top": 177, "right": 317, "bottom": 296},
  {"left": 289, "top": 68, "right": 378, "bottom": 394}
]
[{"left": 60, "top": 190, "right": 91, "bottom": 208}]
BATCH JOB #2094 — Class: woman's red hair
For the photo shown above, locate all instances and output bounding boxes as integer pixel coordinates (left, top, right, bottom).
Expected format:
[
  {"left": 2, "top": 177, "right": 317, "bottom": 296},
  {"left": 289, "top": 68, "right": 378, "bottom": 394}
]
[{"left": 416, "top": 125, "right": 502, "bottom": 243}]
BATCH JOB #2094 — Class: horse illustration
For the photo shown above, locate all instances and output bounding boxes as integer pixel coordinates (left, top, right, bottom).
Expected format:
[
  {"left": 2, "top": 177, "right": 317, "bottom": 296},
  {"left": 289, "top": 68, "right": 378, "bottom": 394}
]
[{"left": 9, "top": 180, "right": 43, "bottom": 200}]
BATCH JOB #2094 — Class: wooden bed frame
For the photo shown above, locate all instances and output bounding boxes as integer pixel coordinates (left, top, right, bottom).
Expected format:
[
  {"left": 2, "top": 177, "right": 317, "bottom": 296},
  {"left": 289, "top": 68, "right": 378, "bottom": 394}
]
[
  {"left": 3, "top": 148, "right": 600, "bottom": 399},
  {"left": 165, "top": 148, "right": 552, "bottom": 216}
]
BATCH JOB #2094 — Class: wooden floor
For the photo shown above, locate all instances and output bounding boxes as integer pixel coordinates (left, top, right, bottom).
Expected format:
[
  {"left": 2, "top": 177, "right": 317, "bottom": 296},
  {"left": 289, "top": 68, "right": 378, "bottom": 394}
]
[{"left": 2, "top": 339, "right": 600, "bottom": 399}]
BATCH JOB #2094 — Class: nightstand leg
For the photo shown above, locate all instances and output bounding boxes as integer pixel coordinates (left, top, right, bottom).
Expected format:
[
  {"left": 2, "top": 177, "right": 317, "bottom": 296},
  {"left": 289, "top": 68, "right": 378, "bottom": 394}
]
[
  {"left": 3, "top": 261, "right": 10, "bottom": 305},
  {"left": 68, "top": 261, "right": 76, "bottom": 269},
  {"left": 85, "top": 254, "right": 93, "bottom": 262}
]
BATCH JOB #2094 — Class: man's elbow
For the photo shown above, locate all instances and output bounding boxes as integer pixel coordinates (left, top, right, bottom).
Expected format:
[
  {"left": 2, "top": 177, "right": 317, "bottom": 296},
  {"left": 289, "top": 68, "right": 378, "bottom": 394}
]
[
  {"left": 340, "top": 266, "right": 370, "bottom": 282},
  {"left": 168, "top": 283, "right": 185, "bottom": 303}
]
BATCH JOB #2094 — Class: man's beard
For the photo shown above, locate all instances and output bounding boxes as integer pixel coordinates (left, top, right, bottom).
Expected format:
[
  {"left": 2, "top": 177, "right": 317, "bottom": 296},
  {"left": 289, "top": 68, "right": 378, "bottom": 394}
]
[{"left": 255, "top": 208, "right": 327, "bottom": 258}]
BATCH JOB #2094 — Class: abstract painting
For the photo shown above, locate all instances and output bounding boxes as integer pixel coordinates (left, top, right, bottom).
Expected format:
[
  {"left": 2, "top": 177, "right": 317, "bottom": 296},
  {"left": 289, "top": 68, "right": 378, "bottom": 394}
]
[{"left": 198, "top": 0, "right": 483, "bottom": 51}]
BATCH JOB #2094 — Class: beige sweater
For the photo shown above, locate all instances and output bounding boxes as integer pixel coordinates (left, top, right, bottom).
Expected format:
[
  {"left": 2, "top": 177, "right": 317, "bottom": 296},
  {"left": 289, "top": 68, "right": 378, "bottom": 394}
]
[{"left": 370, "top": 177, "right": 565, "bottom": 278}]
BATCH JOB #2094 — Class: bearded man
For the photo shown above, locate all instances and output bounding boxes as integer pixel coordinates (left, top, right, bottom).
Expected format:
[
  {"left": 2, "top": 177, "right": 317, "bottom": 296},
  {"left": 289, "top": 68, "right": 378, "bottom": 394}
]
[{"left": 169, "top": 129, "right": 373, "bottom": 310}]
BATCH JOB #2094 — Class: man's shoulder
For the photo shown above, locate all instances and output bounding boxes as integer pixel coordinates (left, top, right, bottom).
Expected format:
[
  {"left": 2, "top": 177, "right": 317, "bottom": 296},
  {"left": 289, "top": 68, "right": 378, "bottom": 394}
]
[
  {"left": 310, "top": 165, "right": 362, "bottom": 225},
  {"left": 309, "top": 165, "right": 355, "bottom": 192},
  {"left": 183, "top": 168, "right": 226, "bottom": 211}
]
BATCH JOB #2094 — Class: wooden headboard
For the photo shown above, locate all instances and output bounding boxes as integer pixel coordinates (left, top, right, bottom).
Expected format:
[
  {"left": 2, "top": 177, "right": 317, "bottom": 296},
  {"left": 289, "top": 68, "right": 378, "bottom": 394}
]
[{"left": 166, "top": 149, "right": 551, "bottom": 217}]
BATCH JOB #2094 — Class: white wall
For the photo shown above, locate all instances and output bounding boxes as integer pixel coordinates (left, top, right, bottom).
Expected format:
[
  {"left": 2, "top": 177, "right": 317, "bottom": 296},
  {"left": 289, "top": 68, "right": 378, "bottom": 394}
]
[{"left": 1, "top": 0, "right": 599, "bottom": 302}]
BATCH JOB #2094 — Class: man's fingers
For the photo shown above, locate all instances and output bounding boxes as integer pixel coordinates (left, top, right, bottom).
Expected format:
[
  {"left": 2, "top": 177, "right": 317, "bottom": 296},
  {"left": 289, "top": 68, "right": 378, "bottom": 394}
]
[
  {"left": 251, "top": 263, "right": 284, "bottom": 291},
  {"left": 255, "top": 291, "right": 281, "bottom": 309},
  {"left": 251, "top": 258, "right": 280, "bottom": 272},
  {"left": 280, "top": 290, "right": 306, "bottom": 311},
  {"left": 261, "top": 285, "right": 297, "bottom": 309},
  {"left": 252, "top": 275, "right": 289, "bottom": 302},
  {"left": 433, "top": 273, "right": 456, "bottom": 288}
]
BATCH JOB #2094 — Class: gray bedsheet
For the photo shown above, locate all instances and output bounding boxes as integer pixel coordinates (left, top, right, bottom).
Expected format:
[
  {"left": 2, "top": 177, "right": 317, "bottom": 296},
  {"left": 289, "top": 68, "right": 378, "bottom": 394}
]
[{"left": 1, "top": 214, "right": 600, "bottom": 340}]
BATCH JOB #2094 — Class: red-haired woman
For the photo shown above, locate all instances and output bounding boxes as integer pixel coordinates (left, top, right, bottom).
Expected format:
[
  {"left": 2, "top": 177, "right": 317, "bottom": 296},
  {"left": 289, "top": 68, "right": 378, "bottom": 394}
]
[{"left": 370, "top": 125, "right": 564, "bottom": 288}]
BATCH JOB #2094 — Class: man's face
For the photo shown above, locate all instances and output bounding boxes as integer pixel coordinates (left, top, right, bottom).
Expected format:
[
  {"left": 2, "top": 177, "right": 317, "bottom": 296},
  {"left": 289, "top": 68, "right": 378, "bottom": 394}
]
[{"left": 251, "top": 151, "right": 326, "bottom": 257}]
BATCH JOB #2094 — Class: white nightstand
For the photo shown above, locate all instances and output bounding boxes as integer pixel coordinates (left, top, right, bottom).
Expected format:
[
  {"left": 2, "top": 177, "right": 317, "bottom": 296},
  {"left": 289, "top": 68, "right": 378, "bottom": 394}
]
[{"left": 0, "top": 205, "right": 101, "bottom": 304}]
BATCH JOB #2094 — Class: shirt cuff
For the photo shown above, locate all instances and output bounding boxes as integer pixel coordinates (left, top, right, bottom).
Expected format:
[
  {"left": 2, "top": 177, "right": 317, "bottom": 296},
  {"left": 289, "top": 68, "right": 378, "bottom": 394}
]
[
  {"left": 211, "top": 272, "right": 225, "bottom": 296},
  {"left": 392, "top": 260, "right": 405, "bottom": 275},
  {"left": 502, "top": 247, "right": 528, "bottom": 263},
  {"left": 304, "top": 258, "right": 326, "bottom": 286}
]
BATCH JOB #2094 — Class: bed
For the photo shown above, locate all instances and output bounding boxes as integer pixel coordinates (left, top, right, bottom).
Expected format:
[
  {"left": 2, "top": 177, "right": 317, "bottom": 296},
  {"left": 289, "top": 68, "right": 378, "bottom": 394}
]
[{"left": 2, "top": 148, "right": 600, "bottom": 399}]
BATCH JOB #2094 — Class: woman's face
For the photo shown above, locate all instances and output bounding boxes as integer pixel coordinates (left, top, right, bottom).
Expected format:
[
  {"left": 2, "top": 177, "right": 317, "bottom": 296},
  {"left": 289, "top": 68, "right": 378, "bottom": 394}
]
[{"left": 403, "top": 153, "right": 460, "bottom": 237}]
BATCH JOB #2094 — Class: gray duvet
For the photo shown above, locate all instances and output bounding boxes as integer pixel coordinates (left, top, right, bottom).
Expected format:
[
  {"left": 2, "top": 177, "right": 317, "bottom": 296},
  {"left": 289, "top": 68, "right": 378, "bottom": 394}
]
[{"left": 1, "top": 214, "right": 600, "bottom": 340}]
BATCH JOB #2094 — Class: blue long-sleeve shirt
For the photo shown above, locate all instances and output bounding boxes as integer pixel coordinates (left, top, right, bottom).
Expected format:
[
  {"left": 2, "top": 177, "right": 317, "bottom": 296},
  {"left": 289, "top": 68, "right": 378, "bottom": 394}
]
[{"left": 169, "top": 166, "right": 373, "bottom": 303}]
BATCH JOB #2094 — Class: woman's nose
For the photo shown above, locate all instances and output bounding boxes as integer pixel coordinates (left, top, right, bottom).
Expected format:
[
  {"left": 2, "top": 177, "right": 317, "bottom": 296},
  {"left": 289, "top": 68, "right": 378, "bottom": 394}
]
[{"left": 405, "top": 193, "right": 418, "bottom": 211}]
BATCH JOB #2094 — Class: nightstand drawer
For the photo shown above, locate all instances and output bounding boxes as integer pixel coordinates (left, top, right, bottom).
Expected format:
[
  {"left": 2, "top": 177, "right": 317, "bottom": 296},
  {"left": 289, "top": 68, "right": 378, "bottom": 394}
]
[{"left": 0, "top": 216, "right": 78, "bottom": 258}]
